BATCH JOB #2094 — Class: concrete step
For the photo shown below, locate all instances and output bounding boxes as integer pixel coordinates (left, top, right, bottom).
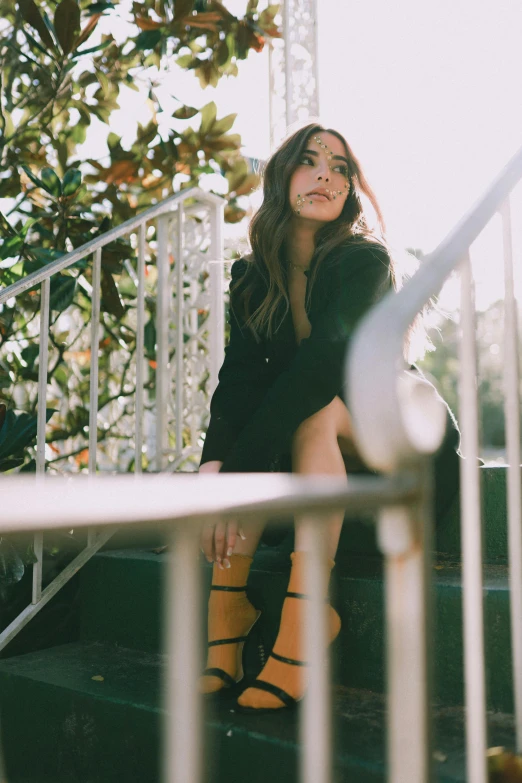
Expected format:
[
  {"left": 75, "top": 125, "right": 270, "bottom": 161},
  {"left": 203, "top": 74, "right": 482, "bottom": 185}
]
[
  {"left": 79, "top": 547, "right": 514, "bottom": 712},
  {"left": 0, "top": 641, "right": 516, "bottom": 782}
]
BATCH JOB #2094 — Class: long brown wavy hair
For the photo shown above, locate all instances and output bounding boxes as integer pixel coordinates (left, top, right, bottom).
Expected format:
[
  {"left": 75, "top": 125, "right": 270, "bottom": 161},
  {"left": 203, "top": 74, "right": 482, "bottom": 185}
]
[{"left": 232, "top": 122, "right": 430, "bottom": 360}]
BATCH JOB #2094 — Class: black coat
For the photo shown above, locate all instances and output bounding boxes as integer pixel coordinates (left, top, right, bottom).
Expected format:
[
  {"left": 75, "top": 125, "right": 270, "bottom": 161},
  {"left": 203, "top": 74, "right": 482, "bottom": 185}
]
[{"left": 200, "top": 241, "right": 461, "bottom": 522}]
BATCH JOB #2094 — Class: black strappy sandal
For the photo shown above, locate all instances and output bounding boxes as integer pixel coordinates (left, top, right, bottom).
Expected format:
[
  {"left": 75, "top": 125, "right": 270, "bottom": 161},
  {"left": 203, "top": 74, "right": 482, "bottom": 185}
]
[
  {"left": 236, "top": 590, "right": 334, "bottom": 715},
  {"left": 201, "top": 584, "right": 263, "bottom": 696}
]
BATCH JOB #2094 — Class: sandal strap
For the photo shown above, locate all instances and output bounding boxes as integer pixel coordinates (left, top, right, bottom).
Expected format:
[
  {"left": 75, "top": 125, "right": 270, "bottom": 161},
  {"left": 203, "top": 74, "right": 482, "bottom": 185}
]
[
  {"left": 286, "top": 591, "right": 329, "bottom": 603},
  {"left": 247, "top": 679, "right": 297, "bottom": 708},
  {"left": 211, "top": 585, "right": 246, "bottom": 592},
  {"left": 270, "top": 650, "right": 309, "bottom": 667},
  {"left": 208, "top": 635, "right": 248, "bottom": 647},
  {"left": 202, "top": 668, "right": 237, "bottom": 688}
]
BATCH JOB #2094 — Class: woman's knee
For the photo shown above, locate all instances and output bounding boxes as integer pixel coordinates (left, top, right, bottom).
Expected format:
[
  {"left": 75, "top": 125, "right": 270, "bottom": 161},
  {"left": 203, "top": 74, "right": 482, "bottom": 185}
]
[{"left": 292, "top": 401, "right": 339, "bottom": 451}]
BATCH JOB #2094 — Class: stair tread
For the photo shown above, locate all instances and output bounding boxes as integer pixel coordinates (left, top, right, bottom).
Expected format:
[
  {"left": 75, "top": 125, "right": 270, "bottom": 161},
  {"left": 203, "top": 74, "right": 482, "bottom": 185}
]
[
  {"left": 92, "top": 547, "right": 510, "bottom": 588},
  {"left": 0, "top": 641, "right": 516, "bottom": 782}
]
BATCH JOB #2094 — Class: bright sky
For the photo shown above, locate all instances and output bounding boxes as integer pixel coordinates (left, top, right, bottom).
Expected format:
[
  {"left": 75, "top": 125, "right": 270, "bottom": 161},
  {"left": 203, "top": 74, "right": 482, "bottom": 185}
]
[{"left": 10, "top": 1, "right": 522, "bottom": 312}]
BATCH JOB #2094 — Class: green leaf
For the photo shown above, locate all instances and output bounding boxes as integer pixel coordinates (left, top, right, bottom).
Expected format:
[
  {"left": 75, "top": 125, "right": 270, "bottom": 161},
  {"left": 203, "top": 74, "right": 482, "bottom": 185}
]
[
  {"left": 199, "top": 101, "right": 217, "bottom": 136},
  {"left": 100, "top": 269, "right": 125, "bottom": 319},
  {"left": 0, "top": 408, "right": 55, "bottom": 461},
  {"left": 21, "top": 343, "right": 39, "bottom": 368},
  {"left": 175, "top": 53, "right": 196, "bottom": 69},
  {"left": 0, "top": 539, "right": 24, "bottom": 585},
  {"left": 18, "top": 0, "right": 56, "bottom": 49},
  {"left": 50, "top": 274, "right": 76, "bottom": 312},
  {"left": 21, "top": 164, "right": 45, "bottom": 190},
  {"left": 172, "top": 105, "right": 199, "bottom": 120},
  {"left": 85, "top": 1, "right": 115, "bottom": 13},
  {"left": 0, "top": 235, "right": 23, "bottom": 260},
  {"left": 210, "top": 112, "right": 236, "bottom": 136},
  {"left": 173, "top": 0, "right": 194, "bottom": 21},
  {"left": 144, "top": 317, "right": 156, "bottom": 358},
  {"left": 40, "top": 167, "right": 62, "bottom": 197},
  {"left": 134, "top": 29, "right": 162, "bottom": 51},
  {"left": 54, "top": 0, "right": 81, "bottom": 54},
  {"left": 62, "top": 168, "right": 82, "bottom": 196}
]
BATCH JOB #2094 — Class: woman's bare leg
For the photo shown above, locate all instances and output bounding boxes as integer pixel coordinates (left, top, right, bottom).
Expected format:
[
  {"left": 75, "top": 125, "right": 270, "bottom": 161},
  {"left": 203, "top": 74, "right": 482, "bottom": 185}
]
[
  {"left": 292, "top": 396, "right": 358, "bottom": 559},
  {"left": 237, "top": 397, "right": 357, "bottom": 710}
]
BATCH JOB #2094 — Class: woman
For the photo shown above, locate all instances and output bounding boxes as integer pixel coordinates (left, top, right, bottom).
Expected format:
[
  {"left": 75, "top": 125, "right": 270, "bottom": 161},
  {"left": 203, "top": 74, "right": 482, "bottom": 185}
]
[{"left": 197, "top": 123, "right": 460, "bottom": 714}]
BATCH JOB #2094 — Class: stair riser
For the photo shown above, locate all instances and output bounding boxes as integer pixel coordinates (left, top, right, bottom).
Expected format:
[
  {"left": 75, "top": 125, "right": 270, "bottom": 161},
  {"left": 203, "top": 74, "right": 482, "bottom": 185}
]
[{"left": 80, "top": 553, "right": 513, "bottom": 712}]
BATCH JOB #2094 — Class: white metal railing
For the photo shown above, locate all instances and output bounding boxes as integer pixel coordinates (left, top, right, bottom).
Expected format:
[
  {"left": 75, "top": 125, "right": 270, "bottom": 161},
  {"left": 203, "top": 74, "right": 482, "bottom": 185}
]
[
  {"left": 348, "top": 142, "right": 522, "bottom": 781},
  {"left": 0, "top": 187, "right": 225, "bottom": 650},
  {"left": 0, "top": 471, "right": 420, "bottom": 783}
]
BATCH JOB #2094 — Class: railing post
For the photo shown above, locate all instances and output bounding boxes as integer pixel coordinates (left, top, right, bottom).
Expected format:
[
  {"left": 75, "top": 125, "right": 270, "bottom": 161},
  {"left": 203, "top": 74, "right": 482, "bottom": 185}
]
[
  {"left": 163, "top": 522, "right": 202, "bottom": 783},
  {"left": 135, "top": 223, "right": 146, "bottom": 474},
  {"left": 378, "top": 465, "right": 433, "bottom": 783},
  {"left": 156, "top": 215, "right": 170, "bottom": 472},
  {"left": 87, "top": 247, "right": 102, "bottom": 546},
  {"left": 299, "top": 518, "right": 332, "bottom": 783},
  {"left": 459, "top": 250, "right": 488, "bottom": 783},
  {"left": 499, "top": 197, "right": 522, "bottom": 751},
  {"left": 175, "top": 205, "right": 184, "bottom": 460},
  {"left": 33, "top": 277, "right": 50, "bottom": 604},
  {"left": 209, "top": 201, "right": 225, "bottom": 396}
]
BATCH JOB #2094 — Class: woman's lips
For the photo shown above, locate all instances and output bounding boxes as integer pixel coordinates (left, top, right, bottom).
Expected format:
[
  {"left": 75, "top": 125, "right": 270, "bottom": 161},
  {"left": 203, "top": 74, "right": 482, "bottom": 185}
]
[{"left": 307, "top": 193, "right": 329, "bottom": 202}]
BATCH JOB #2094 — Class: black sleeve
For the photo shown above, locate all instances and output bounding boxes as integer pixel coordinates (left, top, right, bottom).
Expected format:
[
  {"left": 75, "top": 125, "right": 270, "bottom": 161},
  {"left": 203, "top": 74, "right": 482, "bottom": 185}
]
[
  {"left": 220, "top": 244, "right": 393, "bottom": 473},
  {"left": 199, "top": 259, "right": 271, "bottom": 465}
]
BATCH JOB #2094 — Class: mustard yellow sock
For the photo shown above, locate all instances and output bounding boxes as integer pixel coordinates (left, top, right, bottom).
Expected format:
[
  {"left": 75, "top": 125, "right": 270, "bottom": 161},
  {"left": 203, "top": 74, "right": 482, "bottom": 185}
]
[
  {"left": 199, "top": 554, "right": 259, "bottom": 695},
  {"left": 237, "top": 551, "right": 341, "bottom": 710}
]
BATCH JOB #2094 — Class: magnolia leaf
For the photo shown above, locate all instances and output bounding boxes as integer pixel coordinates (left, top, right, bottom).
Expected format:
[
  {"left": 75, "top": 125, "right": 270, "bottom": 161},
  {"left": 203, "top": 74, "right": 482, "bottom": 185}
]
[
  {"left": 172, "top": 105, "right": 199, "bottom": 120},
  {"left": 18, "top": 0, "right": 56, "bottom": 49},
  {"left": 40, "top": 167, "right": 62, "bottom": 197},
  {"left": 50, "top": 274, "right": 76, "bottom": 312},
  {"left": 199, "top": 101, "right": 217, "bottom": 136},
  {"left": 21, "top": 165, "right": 44, "bottom": 190},
  {"left": 62, "top": 168, "right": 82, "bottom": 197},
  {"left": 72, "top": 11, "right": 101, "bottom": 50},
  {"left": 54, "top": 0, "right": 81, "bottom": 54},
  {"left": 0, "top": 540, "right": 24, "bottom": 586},
  {"left": 85, "top": 2, "right": 114, "bottom": 13},
  {"left": 224, "top": 204, "right": 246, "bottom": 224},
  {"left": 210, "top": 112, "right": 236, "bottom": 136},
  {"left": 173, "top": 0, "right": 194, "bottom": 21},
  {"left": 233, "top": 172, "right": 259, "bottom": 197},
  {"left": 101, "top": 269, "right": 125, "bottom": 319},
  {"left": 0, "top": 408, "right": 56, "bottom": 461}
]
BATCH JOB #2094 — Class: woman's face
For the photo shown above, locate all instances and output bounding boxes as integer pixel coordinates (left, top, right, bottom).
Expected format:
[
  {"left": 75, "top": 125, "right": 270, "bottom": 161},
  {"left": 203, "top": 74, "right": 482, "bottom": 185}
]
[{"left": 288, "top": 131, "right": 351, "bottom": 224}]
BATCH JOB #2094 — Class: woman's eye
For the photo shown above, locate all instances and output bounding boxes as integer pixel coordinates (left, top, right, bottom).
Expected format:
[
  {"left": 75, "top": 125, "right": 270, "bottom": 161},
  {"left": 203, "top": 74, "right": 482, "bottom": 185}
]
[
  {"left": 300, "top": 156, "right": 314, "bottom": 166},
  {"left": 334, "top": 164, "right": 349, "bottom": 176}
]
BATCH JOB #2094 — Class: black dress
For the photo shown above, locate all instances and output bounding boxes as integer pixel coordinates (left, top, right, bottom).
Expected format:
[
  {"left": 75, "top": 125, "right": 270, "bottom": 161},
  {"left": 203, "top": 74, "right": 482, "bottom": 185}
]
[{"left": 200, "top": 241, "right": 461, "bottom": 542}]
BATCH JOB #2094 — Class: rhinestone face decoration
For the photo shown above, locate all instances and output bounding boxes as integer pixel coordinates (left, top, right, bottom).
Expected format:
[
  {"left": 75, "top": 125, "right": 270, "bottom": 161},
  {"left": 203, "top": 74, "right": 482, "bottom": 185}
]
[{"left": 293, "top": 135, "right": 351, "bottom": 215}]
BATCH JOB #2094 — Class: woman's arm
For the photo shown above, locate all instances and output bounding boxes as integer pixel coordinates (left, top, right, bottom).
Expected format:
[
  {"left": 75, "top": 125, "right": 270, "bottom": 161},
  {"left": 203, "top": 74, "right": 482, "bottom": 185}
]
[
  {"left": 219, "top": 244, "right": 393, "bottom": 473},
  {"left": 199, "top": 259, "right": 271, "bottom": 467}
]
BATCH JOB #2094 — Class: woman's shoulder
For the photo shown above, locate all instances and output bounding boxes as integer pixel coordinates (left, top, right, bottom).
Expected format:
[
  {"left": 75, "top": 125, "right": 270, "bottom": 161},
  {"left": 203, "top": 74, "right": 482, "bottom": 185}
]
[{"left": 322, "top": 239, "right": 392, "bottom": 284}]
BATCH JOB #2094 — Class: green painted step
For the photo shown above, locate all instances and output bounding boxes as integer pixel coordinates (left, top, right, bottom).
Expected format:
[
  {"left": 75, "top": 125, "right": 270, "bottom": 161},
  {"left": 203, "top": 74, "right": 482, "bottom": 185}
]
[
  {"left": 0, "top": 641, "right": 516, "bottom": 782},
  {"left": 80, "top": 547, "right": 514, "bottom": 712}
]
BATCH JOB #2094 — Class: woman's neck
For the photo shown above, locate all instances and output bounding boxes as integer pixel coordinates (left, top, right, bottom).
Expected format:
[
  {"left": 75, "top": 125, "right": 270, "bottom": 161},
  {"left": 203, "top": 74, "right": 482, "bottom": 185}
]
[{"left": 286, "top": 221, "right": 319, "bottom": 268}]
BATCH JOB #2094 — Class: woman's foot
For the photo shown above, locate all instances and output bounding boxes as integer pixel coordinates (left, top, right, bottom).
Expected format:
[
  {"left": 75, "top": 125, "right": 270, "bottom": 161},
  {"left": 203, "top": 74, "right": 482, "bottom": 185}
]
[
  {"left": 237, "top": 551, "right": 340, "bottom": 711},
  {"left": 199, "top": 554, "right": 258, "bottom": 695}
]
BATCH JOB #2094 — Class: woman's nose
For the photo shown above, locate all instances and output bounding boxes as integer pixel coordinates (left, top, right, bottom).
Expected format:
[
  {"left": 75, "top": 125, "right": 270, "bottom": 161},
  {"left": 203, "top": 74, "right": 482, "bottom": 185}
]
[{"left": 316, "top": 165, "right": 330, "bottom": 182}]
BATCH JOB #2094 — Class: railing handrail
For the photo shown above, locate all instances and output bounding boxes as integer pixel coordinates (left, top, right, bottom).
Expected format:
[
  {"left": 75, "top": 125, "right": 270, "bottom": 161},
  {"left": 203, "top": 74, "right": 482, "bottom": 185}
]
[
  {"left": 0, "top": 472, "right": 419, "bottom": 534},
  {"left": 0, "top": 186, "right": 225, "bottom": 306},
  {"left": 348, "top": 142, "right": 522, "bottom": 473}
]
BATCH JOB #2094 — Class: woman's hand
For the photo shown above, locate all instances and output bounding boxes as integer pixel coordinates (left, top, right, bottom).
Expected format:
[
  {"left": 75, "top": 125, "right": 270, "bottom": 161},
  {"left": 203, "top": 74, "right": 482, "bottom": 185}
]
[{"left": 198, "top": 460, "right": 245, "bottom": 568}]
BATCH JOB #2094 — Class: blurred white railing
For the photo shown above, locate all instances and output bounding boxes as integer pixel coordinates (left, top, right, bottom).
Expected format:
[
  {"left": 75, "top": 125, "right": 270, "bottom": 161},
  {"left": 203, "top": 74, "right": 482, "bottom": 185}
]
[
  {"left": 0, "top": 471, "right": 420, "bottom": 783},
  {"left": 348, "top": 143, "right": 522, "bottom": 781},
  {"left": 0, "top": 187, "right": 225, "bottom": 649}
]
